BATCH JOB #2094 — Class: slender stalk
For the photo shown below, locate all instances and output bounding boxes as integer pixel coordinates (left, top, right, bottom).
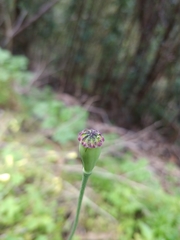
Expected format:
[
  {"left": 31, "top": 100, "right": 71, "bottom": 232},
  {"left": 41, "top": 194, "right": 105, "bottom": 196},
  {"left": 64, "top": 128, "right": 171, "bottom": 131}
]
[{"left": 68, "top": 171, "right": 91, "bottom": 240}]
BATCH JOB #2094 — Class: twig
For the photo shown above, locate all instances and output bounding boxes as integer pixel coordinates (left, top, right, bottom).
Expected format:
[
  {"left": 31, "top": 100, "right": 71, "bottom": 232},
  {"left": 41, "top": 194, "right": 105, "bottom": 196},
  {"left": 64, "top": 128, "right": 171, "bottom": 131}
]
[
  {"left": 86, "top": 106, "right": 111, "bottom": 124},
  {"left": 62, "top": 164, "right": 167, "bottom": 197},
  {"left": 4, "top": 0, "right": 59, "bottom": 46},
  {"left": 12, "top": 11, "right": 28, "bottom": 35}
]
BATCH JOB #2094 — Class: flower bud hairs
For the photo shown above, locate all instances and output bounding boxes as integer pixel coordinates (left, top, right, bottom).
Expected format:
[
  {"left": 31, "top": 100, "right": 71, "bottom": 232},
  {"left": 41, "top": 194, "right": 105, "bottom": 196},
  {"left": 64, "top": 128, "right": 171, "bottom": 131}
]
[{"left": 68, "top": 129, "right": 104, "bottom": 240}]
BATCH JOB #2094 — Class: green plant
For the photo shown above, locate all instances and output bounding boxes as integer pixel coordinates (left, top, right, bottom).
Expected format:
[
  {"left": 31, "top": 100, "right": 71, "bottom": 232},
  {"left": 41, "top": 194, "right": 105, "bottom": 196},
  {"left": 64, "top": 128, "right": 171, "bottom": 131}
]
[
  {"left": 67, "top": 129, "right": 105, "bottom": 240},
  {"left": 87, "top": 155, "right": 180, "bottom": 240},
  {"left": 22, "top": 87, "right": 88, "bottom": 145},
  {"left": 0, "top": 48, "right": 30, "bottom": 109},
  {"left": 0, "top": 144, "right": 66, "bottom": 239},
  {"left": 1, "top": 108, "right": 180, "bottom": 239}
]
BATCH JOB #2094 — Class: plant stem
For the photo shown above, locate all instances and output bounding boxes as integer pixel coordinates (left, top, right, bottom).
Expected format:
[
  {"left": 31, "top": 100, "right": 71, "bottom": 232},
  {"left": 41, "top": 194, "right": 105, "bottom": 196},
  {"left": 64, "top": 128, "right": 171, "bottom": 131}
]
[{"left": 67, "top": 171, "right": 91, "bottom": 240}]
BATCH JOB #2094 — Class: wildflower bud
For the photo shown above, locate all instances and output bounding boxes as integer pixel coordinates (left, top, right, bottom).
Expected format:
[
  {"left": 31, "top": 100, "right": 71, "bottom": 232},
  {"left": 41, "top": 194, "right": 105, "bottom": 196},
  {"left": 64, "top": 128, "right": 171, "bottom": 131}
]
[{"left": 78, "top": 129, "right": 104, "bottom": 173}]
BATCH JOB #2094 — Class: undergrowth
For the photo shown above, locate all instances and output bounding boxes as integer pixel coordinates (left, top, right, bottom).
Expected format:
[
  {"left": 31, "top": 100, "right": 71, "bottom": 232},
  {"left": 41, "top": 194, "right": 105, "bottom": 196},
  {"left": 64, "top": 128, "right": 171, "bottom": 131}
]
[
  {"left": 0, "top": 48, "right": 180, "bottom": 240},
  {"left": 1, "top": 117, "right": 180, "bottom": 240}
]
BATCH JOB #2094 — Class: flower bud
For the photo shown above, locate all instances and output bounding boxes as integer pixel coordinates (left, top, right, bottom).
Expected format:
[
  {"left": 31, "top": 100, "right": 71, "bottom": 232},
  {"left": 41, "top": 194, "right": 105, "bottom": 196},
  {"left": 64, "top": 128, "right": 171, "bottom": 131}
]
[{"left": 78, "top": 129, "right": 104, "bottom": 173}]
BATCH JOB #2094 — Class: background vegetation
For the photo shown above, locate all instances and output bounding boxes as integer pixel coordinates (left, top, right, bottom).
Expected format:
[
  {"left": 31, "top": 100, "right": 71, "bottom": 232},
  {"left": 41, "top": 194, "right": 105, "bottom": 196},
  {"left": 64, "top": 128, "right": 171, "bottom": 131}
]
[
  {"left": 1, "top": 0, "right": 180, "bottom": 133},
  {"left": 0, "top": 1, "right": 180, "bottom": 239}
]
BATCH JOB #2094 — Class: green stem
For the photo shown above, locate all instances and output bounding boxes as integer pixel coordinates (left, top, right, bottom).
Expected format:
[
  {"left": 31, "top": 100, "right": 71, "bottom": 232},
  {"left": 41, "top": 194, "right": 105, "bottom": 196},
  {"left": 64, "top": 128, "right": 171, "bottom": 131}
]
[{"left": 67, "top": 170, "right": 91, "bottom": 240}]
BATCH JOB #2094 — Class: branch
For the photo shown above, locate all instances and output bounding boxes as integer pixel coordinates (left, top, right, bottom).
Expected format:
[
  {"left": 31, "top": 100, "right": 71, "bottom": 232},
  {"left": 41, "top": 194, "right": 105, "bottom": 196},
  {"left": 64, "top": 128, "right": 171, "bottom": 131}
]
[{"left": 6, "top": 0, "right": 59, "bottom": 41}]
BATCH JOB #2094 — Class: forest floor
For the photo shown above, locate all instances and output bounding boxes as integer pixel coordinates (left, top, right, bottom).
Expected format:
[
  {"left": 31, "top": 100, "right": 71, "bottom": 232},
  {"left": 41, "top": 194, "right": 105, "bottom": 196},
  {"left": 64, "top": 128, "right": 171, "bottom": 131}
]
[{"left": 1, "top": 91, "right": 180, "bottom": 240}]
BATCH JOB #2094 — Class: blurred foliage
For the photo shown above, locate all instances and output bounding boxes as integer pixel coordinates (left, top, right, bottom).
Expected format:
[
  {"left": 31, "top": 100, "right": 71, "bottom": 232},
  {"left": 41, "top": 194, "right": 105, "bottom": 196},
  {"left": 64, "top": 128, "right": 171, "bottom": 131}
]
[
  {"left": 0, "top": 47, "right": 88, "bottom": 144},
  {"left": 90, "top": 157, "right": 180, "bottom": 240},
  {"left": 0, "top": 114, "right": 64, "bottom": 239},
  {"left": 1, "top": 110, "right": 180, "bottom": 240},
  {"left": 1, "top": 0, "right": 180, "bottom": 135},
  {"left": 0, "top": 48, "right": 30, "bottom": 109},
  {"left": 0, "top": 15, "right": 180, "bottom": 240},
  {"left": 22, "top": 87, "right": 88, "bottom": 145}
]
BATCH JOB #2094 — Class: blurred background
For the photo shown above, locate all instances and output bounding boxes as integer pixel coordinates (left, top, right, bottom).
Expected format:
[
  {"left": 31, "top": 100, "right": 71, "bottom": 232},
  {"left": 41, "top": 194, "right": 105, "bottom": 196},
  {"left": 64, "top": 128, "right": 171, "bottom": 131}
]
[{"left": 0, "top": 0, "right": 180, "bottom": 239}]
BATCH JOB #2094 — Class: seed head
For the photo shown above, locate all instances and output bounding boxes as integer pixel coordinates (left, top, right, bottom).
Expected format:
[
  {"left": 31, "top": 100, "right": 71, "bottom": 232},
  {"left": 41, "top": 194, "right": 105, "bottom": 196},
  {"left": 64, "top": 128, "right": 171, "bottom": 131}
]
[{"left": 78, "top": 129, "right": 104, "bottom": 148}]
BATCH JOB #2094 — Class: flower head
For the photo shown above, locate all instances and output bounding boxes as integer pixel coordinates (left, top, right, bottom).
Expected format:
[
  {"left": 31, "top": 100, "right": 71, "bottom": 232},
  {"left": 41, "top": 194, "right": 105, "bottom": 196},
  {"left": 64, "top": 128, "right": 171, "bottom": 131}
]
[
  {"left": 78, "top": 129, "right": 104, "bottom": 148},
  {"left": 78, "top": 129, "right": 104, "bottom": 173}
]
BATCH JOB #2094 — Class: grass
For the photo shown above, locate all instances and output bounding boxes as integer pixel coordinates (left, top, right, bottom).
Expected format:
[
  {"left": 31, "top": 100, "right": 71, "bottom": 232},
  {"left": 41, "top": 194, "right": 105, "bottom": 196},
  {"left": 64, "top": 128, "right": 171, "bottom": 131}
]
[
  {"left": 0, "top": 108, "right": 180, "bottom": 240},
  {"left": 0, "top": 42, "right": 180, "bottom": 240}
]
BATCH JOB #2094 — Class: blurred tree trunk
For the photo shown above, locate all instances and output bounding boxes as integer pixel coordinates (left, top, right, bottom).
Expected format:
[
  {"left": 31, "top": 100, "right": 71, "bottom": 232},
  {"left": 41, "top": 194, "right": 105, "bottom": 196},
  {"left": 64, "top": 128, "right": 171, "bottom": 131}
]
[
  {"left": 136, "top": 2, "right": 180, "bottom": 103},
  {"left": 1, "top": 0, "right": 180, "bottom": 131}
]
